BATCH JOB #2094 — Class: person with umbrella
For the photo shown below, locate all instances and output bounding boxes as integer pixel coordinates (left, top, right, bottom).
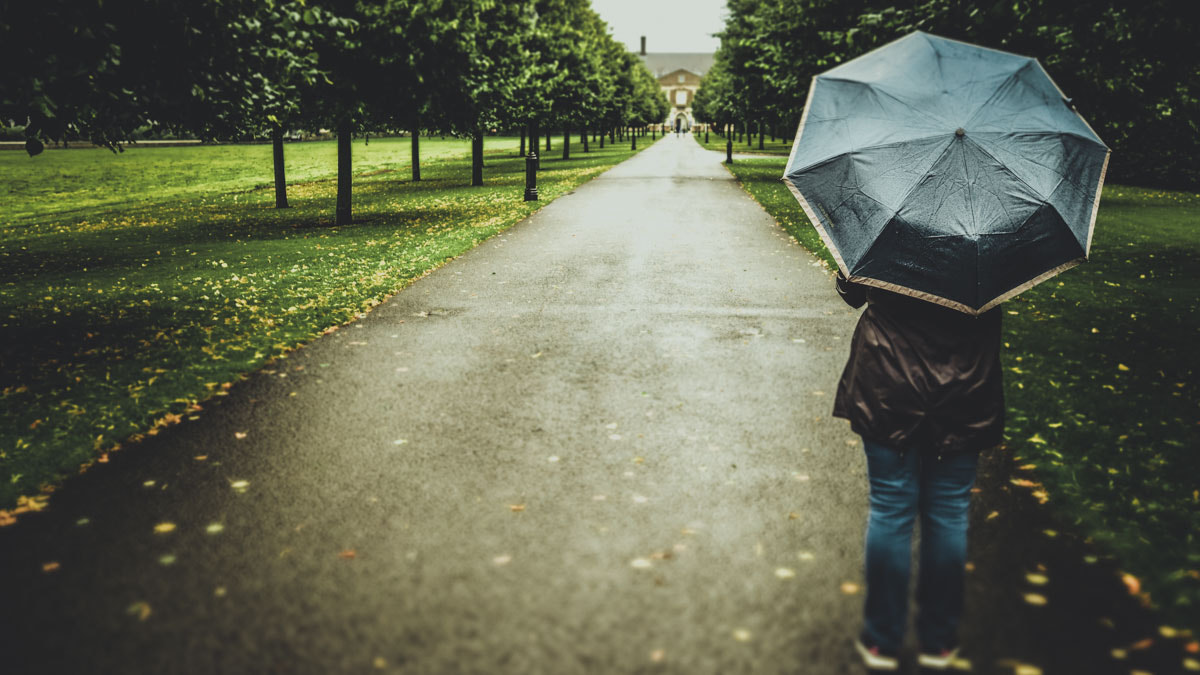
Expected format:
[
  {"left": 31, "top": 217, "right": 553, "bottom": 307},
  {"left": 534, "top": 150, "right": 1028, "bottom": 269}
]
[{"left": 782, "top": 32, "right": 1109, "bottom": 671}]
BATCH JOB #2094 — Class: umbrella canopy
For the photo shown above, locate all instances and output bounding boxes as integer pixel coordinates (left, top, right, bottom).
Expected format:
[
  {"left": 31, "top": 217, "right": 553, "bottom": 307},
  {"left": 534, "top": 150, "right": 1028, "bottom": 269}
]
[{"left": 783, "top": 31, "right": 1110, "bottom": 315}]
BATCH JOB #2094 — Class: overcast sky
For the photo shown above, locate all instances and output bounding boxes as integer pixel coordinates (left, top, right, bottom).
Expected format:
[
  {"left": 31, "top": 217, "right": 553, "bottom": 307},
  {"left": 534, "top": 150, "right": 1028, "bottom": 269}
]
[{"left": 589, "top": 0, "right": 727, "bottom": 53}]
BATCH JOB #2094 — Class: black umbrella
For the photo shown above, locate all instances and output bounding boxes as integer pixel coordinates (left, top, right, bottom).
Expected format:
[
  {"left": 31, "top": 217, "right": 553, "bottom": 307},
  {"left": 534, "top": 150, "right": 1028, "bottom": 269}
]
[{"left": 783, "top": 31, "right": 1110, "bottom": 315}]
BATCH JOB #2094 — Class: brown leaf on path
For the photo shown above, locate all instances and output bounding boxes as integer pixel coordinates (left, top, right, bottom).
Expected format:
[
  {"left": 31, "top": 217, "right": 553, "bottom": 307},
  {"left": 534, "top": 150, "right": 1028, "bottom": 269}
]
[
  {"left": 650, "top": 649, "right": 665, "bottom": 662},
  {"left": 1129, "top": 637, "right": 1154, "bottom": 650},
  {"left": 840, "top": 582, "right": 860, "bottom": 594},
  {"left": 234, "top": 431, "right": 247, "bottom": 439},
  {"left": 509, "top": 504, "right": 525, "bottom": 512},
  {"left": 1023, "top": 593, "right": 1047, "bottom": 606},
  {"left": 338, "top": 549, "right": 357, "bottom": 559},
  {"left": 788, "top": 512, "right": 801, "bottom": 520},
  {"left": 42, "top": 561, "right": 60, "bottom": 573},
  {"left": 1010, "top": 478, "right": 1038, "bottom": 488}
]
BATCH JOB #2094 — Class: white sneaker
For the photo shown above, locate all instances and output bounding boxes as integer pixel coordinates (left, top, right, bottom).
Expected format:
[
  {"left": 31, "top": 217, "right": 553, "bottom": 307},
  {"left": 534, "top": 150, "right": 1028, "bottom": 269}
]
[
  {"left": 917, "top": 645, "right": 961, "bottom": 670},
  {"left": 854, "top": 637, "right": 900, "bottom": 671}
]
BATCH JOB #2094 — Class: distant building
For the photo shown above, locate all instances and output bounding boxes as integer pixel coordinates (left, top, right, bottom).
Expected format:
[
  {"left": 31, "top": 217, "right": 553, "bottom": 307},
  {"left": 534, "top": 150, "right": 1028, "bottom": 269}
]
[{"left": 636, "top": 36, "right": 714, "bottom": 131}]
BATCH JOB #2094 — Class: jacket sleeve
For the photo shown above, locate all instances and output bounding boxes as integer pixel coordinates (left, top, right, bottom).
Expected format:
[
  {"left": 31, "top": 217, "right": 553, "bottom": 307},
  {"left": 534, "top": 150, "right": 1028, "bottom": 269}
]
[{"left": 836, "top": 270, "right": 867, "bottom": 309}]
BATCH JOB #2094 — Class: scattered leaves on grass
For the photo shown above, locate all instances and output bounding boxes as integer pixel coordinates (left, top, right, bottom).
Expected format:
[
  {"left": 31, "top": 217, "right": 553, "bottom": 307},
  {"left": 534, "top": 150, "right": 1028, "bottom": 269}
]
[
  {"left": 1122, "top": 572, "right": 1141, "bottom": 595},
  {"left": 126, "top": 601, "right": 152, "bottom": 621}
]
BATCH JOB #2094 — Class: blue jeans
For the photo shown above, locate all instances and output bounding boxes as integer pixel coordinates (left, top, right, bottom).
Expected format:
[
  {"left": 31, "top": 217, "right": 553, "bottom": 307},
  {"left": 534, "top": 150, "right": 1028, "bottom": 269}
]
[{"left": 860, "top": 437, "right": 980, "bottom": 654}]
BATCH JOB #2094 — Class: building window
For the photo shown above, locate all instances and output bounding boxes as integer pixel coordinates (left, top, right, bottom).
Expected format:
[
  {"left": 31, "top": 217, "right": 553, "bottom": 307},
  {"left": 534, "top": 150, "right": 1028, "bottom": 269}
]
[
  {"left": 677, "top": 74, "right": 685, "bottom": 83},
  {"left": 675, "top": 90, "right": 688, "bottom": 106}
]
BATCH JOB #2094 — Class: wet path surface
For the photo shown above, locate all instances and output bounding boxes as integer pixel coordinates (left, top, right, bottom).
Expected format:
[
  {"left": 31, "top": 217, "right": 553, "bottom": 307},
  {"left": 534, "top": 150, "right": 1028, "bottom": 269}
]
[{"left": 1, "top": 135, "right": 877, "bottom": 674}]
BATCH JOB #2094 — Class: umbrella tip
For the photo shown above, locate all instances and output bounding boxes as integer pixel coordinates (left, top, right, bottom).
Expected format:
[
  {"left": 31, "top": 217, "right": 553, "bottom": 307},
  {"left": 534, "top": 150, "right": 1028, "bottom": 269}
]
[{"left": 955, "top": 127, "right": 965, "bottom": 137}]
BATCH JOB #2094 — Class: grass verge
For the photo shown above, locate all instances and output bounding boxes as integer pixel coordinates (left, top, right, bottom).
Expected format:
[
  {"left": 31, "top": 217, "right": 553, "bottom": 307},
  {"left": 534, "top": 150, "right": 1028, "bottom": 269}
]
[
  {"left": 694, "top": 131, "right": 793, "bottom": 156},
  {"left": 724, "top": 155, "right": 1200, "bottom": 632},
  {"left": 1, "top": 135, "right": 521, "bottom": 225},
  {"left": 0, "top": 134, "right": 654, "bottom": 513}
]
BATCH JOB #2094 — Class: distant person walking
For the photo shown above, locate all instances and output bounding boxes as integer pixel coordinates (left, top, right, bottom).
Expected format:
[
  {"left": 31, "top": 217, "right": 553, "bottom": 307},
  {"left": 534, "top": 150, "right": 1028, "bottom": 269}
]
[{"left": 834, "top": 272, "right": 1003, "bottom": 672}]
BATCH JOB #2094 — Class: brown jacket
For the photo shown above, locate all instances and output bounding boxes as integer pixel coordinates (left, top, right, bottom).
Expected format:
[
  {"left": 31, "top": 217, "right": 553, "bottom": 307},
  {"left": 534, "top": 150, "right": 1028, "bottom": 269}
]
[{"left": 832, "top": 273, "right": 1004, "bottom": 456}]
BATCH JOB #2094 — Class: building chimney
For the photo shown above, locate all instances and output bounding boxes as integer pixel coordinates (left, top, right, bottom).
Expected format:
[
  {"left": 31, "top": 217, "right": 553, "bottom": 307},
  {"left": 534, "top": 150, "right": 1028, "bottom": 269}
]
[{"left": 640, "top": 36, "right": 646, "bottom": 56}]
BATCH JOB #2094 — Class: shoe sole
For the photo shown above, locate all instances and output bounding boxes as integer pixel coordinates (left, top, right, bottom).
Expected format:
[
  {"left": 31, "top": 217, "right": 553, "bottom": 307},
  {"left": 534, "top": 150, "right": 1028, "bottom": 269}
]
[
  {"left": 917, "top": 648, "right": 960, "bottom": 669},
  {"left": 854, "top": 639, "right": 899, "bottom": 671}
]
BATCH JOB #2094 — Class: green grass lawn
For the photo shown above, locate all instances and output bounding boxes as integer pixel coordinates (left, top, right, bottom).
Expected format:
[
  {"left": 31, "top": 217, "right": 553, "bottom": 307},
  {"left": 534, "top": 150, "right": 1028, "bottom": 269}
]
[
  {"left": 724, "top": 156, "right": 1200, "bottom": 631},
  {"left": 0, "top": 133, "right": 656, "bottom": 514},
  {"left": 1, "top": 135, "right": 522, "bottom": 225},
  {"left": 694, "top": 130, "right": 793, "bottom": 156}
]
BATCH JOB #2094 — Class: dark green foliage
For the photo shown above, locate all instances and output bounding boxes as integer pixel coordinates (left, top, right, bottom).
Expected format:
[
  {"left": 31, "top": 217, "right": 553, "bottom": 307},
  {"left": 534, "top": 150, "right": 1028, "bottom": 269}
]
[{"left": 694, "top": 0, "right": 1199, "bottom": 188}]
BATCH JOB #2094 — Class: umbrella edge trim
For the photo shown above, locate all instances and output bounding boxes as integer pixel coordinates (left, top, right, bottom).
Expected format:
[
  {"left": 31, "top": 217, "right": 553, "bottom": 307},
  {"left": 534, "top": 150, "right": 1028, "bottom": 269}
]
[
  {"left": 784, "top": 76, "right": 819, "bottom": 176},
  {"left": 782, "top": 178, "right": 850, "bottom": 276},
  {"left": 846, "top": 257, "right": 1084, "bottom": 317},
  {"left": 1085, "top": 150, "right": 1111, "bottom": 256}
]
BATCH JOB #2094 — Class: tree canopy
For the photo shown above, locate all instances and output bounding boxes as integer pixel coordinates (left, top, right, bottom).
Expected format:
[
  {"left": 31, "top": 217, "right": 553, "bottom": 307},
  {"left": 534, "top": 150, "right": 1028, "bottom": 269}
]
[{"left": 693, "top": 0, "right": 1198, "bottom": 188}]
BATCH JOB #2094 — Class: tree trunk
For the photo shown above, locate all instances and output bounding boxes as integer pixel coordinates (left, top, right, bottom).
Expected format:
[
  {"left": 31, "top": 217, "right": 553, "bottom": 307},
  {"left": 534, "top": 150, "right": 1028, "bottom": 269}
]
[
  {"left": 562, "top": 126, "right": 570, "bottom": 160},
  {"left": 545, "top": 131, "right": 551, "bottom": 152},
  {"left": 336, "top": 119, "right": 352, "bottom": 226},
  {"left": 610, "top": 127, "right": 615, "bottom": 143},
  {"left": 631, "top": 126, "right": 636, "bottom": 150},
  {"left": 583, "top": 127, "right": 589, "bottom": 153},
  {"left": 471, "top": 130, "right": 483, "bottom": 186},
  {"left": 599, "top": 127, "right": 604, "bottom": 148},
  {"left": 272, "top": 126, "right": 289, "bottom": 209},
  {"left": 411, "top": 122, "right": 421, "bottom": 182},
  {"left": 758, "top": 121, "right": 764, "bottom": 150},
  {"left": 725, "top": 127, "right": 733, "bottom": 165},
  {"left": 520, "top": 126, "right": 526, "bottom": 156}
]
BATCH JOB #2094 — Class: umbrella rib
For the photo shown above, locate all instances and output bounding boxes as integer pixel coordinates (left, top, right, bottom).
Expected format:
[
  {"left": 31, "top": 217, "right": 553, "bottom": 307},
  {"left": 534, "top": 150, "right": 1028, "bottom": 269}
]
[
  {"left": 819, "top": 76, "right": 950, "bottom": 129},
  {"left": 785, "top": 133, "right": 951, "bottom": 179},
  {"left": 963, "top": 60, "right": 1035, "bottom": 129},
  {"left": 876, "top": 137, "right": 960, "bottom": 224},
  {"left": 964, "top": 136, "right": 1050, "bottom": 204}
]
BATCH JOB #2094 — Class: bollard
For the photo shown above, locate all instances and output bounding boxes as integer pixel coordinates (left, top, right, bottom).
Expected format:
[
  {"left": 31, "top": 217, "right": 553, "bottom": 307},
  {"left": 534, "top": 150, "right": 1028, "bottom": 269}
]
[{"left": 524, "top": 149, "right": 538, "bottom": 201}]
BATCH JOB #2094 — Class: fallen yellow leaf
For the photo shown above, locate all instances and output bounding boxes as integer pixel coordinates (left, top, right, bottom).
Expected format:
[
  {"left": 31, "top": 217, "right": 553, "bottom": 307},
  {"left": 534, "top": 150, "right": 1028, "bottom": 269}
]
[
  {"left": 153, "top": 522, "right": 177, "bottom": 534},
  {"left": 840, "top": 581, "right": 860, "bottom": 594},
  {"left": 1023, "top": 593, "right": 1047, "bottom": 606},
  {"left": 1122, "top": 573, "right": 1141, "bottom": 595}
]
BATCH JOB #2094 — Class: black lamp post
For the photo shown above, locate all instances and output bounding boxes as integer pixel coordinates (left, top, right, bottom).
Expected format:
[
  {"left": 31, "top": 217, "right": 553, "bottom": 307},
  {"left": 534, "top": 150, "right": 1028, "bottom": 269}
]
[{"left": 524, "top": 147, "right": 538, "bottom": 201}]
